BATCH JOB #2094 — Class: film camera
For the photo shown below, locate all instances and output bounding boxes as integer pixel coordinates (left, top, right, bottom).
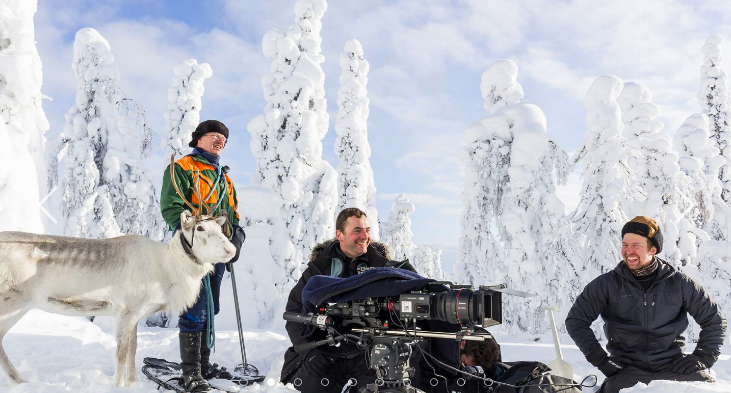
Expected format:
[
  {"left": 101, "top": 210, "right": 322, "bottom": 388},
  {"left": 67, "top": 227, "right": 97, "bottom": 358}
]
[{"left": 284, "top": 280, "right": 533, "bottom": 393}]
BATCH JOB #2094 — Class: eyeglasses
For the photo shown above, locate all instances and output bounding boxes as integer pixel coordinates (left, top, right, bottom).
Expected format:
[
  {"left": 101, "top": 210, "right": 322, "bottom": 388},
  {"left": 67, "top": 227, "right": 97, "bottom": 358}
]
[{"left": 203, "top": 133, "right": 226, "bottom": 143}]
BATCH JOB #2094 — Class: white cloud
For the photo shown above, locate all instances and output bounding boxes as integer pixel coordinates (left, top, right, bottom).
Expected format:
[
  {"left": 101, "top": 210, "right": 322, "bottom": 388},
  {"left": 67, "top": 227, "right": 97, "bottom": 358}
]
[
  {"left": 517, "top": 47, "right": 596, "bottom": 99},
  {"left": 390, "top": 22, "right": 482, "bottom": 74},
  {"left": 461, "top": 0, "right": 529, "bottom": 52}
]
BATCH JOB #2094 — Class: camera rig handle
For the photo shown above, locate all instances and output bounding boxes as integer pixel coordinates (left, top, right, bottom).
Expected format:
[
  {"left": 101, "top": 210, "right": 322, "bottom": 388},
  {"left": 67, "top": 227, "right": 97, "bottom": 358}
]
[
  {"left": 283, "top": 311, "right": 332, "bottom": 329},
  {"left": 283, "top": 312, "right": 349, "bottom": 353},
  {"left": 293, "top": 334, "right": 347, "bottom": 353}
]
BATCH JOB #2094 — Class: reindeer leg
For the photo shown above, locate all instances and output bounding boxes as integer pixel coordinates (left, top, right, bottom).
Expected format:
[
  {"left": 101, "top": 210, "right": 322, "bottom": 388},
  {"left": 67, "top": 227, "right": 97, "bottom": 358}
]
[
  {"left": 113, "top": 311, "right": 135, "bottom": 388},
  {"left": 124, "top": 323, "right": 138, "bottom": 386},
  {"left": 0, "top": 298, "right": 29, "bottom": 385},
  {"left": 122, "top": 306, "right": 159, "bottom": 387}
]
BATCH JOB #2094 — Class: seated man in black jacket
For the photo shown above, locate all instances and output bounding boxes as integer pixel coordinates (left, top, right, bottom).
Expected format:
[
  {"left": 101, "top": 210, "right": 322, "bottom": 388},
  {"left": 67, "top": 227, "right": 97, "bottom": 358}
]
[
  {"left": 281, "top": 208, "right": 391, "bottom": 392},
  {"left": 566, "top": 216, "right": 727, "bottom": 393}
]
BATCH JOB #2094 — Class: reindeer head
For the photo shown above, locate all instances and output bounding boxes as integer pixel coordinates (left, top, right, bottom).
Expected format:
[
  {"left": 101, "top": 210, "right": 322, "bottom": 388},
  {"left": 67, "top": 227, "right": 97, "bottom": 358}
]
[
  {"left": 170, "top": 154, "right": 236, "bottom": 264},
  {"left": 179, "top": 211, "right": 236, "bottom": 264}
]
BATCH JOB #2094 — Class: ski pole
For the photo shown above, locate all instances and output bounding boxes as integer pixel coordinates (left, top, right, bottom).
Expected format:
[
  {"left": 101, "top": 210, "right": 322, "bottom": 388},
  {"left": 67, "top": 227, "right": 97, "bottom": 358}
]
[{"left": 229, "top": 262, "right": 248, "bottom": 368}]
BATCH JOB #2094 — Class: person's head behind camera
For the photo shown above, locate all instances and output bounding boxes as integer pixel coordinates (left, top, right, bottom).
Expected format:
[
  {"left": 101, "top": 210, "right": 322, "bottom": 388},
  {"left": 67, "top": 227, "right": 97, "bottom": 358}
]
[{"left": 461, "top": 336, "right": 501, "bottom": 376}]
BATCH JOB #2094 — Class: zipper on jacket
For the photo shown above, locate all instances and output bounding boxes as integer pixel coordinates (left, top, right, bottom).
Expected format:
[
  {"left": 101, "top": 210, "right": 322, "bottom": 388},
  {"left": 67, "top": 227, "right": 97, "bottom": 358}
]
[
  {"left": 652, "top": 294, "right": 657, "bottom": 320},
  {"left": 643, "top": 293, "right": 649, "bottom": 370}
]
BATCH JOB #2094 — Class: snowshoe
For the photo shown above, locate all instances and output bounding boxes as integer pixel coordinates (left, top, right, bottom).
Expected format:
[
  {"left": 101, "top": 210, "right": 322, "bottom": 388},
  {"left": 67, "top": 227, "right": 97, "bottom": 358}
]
[
  {"left": 233, "top": 362, "right": 261, "bottom": 378},
  {"left": 202, "top": 362, "right": 233, "bottom": 380},
  {"left": 143, "top": 357, "right": 265, "bottom": 390}
]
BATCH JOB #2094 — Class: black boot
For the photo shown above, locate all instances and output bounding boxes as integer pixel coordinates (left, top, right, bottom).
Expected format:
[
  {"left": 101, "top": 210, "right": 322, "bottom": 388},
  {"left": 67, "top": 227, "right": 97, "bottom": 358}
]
[
  {"left": 200, "top": 333, "right": 233, "bottom": 380},
  {"left": 179, "top": 332, "right": 212, "bottom": 392}
]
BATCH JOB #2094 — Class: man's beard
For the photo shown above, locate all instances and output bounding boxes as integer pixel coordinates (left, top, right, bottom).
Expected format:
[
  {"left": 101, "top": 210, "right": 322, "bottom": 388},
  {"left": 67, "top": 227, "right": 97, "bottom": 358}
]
[{"left": 628, "top": 256, "right": 658, "bottom": 276}]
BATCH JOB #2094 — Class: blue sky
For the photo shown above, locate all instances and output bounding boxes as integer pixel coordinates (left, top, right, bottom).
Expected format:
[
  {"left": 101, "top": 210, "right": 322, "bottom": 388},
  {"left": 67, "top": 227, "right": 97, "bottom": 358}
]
[{"left": 35, "top": 0, "right": 731, "bottom": 273}]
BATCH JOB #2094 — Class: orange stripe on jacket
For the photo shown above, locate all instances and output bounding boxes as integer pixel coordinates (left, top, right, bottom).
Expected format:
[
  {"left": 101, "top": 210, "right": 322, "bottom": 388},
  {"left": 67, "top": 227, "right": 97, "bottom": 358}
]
[{"left": 175, "top": 156, "right": 220, "bottom": 205}]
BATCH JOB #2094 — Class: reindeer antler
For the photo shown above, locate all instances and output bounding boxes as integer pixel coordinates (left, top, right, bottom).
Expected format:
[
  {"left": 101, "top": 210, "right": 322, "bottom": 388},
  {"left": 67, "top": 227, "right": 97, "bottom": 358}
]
[
  {"left": 190, "top": 171, "right": 216, "bottom": 216},
  {"left": 170, "top": 154, "right": 200, "bottom": 216}
]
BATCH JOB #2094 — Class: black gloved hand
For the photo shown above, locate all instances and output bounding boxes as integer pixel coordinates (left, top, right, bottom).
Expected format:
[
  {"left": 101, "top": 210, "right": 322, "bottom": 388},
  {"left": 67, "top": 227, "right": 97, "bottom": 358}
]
[
  {"left": 226, "top": 225, "right": 245, "bottom": 269},
  {"left": 597, "top": 356, "right": 624, "bottom": 378},
  {"left": 670, "top": 354, "right": 708, "bottom": 374}
]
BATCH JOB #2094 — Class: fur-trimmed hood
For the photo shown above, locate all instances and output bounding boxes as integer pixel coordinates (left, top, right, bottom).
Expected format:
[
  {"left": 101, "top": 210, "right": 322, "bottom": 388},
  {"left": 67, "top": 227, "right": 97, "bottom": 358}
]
[{"left": 308, "top": 239, "right": 391, "bottom": 263}]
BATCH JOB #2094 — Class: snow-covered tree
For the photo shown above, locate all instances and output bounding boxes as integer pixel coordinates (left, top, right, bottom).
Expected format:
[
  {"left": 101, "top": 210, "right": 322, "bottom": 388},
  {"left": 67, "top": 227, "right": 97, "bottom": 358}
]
[
  {"left": 673, "top": 115, "right": 723, "bottom": 265},
  {"left": 489, "top": 103, "right": 585, "bottom": 334},
  {"left": 380, "top": 193, "right": 416, "bottom": 261},
  {"left": 454, "top": 60, "right": 523, "bottom": 286},
  {"left": 675, "top": 115, "right": 717, "bottom": 228},
  {"left": 479, "top": 60, "right": 524, "bottom": 114},
  {"left": 493, "top": 103, "right": 551, "bottom": 334},
  {"left": 163, "top": 59, "right": 212, "bottom": 157},
  {"left": 0, "top": 0, "right": 49, "bottom": 233},
  {"left": 234, "top": 187, "right": 288, "bottom": 325},
  {"left": 303, "top": 162, "right": 338, "bottom": 246},
  {"left": 617, "top": 82, "right": 694, "bottom": 266},
  {"left": 682, "top": 239, "right": 731, "bottom": 342},
  {"left": 698, "top": 35, "right": 731, "bottom": 205},
  {"left": 51, "top": 28, "right": 164, "bottom": 240},
  {"left": 696, "top": 239, "right": 731, "bottom": 321},
  {"left": 673, "top": 113, "right": 731, "bottom": 246},
  {"left": 572, "top": 75, "right": 642, "bottom": 275},
  {"left": 335, "top": 39, "right": 379, "bottom": 238},
  {"left": 617, "top": 82, "right": 662, "bottom": 216},
  {"left": 456, "top": 60, "right": 583, "bottom": 334},
  {"left": 248, "top": 0, "right": 336, "bottom": 292},
  {"left": 533, "top": 139, "right": 586, "bottom": 332},
  {"left": 410, "top": 245, "right": 445, "bottom": 280},
  {"left": 675, "top": 112, "right": 731, "bottom": 341}
]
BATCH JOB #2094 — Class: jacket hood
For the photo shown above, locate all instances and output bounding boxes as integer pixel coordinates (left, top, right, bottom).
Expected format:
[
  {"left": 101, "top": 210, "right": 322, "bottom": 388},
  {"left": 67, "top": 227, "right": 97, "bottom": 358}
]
[{"left": 308, "top": 239, "right": 391, "bottom": 263}]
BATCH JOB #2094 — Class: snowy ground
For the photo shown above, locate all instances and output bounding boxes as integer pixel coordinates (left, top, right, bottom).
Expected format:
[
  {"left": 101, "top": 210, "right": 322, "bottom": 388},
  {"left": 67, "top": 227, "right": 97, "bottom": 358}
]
[{"left": 1, "top": 310, "right": 729, "bottom": 392}]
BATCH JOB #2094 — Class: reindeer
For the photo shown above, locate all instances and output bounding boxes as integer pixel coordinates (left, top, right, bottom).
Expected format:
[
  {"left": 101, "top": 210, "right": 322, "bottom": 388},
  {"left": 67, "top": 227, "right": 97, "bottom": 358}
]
[{"left": 0, "top": 157, "right": 236, "bottom": 388}]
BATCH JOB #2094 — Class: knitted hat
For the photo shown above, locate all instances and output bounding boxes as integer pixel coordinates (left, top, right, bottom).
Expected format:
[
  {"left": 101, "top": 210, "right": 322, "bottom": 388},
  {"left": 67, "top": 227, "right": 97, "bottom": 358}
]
[
  {"left": 189, "top": 120, "right": 229, "bottom": 148},
  {"left": 621, "top": 216, "right": 663, "bottom": 253}
]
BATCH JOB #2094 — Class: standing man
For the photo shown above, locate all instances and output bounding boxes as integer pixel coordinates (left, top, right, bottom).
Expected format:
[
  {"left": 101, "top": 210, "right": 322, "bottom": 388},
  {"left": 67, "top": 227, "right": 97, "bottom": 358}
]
[
  {"left": 161, "top": 120, "right": 244, "bottom": 393},
  {"left": 281, "top": 208, "right": 392, "bottom": 392},
  {"left": 566, "top": 216, "right": 727, "bottom": 393}
]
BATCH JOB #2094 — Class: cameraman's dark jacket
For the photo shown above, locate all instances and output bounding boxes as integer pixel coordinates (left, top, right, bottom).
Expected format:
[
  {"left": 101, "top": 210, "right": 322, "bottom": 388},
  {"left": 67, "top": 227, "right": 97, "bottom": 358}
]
[
  {"left": 281, "top": 239, "right": 391, "bottom": 383},
  {"left": 565, "top": 258, "right": 727, "bottom": 373}
]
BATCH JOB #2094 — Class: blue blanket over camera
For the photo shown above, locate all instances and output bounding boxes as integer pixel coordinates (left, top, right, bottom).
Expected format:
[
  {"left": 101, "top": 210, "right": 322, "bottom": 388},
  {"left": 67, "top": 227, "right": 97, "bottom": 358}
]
[{"left": 301, "top": 267, "right": 435, "bottom": 314}]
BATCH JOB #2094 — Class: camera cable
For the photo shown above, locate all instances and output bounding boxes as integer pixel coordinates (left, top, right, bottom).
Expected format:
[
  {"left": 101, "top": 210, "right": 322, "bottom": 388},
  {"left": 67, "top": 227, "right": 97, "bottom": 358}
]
[
  {"left": 413, "top": 344, "right": 597, "bottom": 391},
  {"left": 397, "top": 317, "right": 451, "bottom": 393}
]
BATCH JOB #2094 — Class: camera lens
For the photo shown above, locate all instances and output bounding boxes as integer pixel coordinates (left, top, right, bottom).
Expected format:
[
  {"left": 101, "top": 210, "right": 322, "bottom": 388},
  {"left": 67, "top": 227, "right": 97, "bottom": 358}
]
[{"left": 432, "top": 289, "right": 484, "bottom": 326}]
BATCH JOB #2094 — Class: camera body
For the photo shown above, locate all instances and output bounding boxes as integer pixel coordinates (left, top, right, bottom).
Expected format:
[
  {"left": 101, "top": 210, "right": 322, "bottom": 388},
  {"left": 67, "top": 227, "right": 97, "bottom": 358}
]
[{"left": 319, "top": 282, "right": 505, "bottom": 332}]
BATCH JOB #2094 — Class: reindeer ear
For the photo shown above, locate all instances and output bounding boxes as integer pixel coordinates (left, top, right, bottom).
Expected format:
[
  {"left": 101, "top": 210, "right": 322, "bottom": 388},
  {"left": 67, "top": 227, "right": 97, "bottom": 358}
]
[
  {"left": 214, "top": 216, "right": 228, "bottom": 226},
  {"left": 180, "top": 211, "right": 195, "bottom": 230}
]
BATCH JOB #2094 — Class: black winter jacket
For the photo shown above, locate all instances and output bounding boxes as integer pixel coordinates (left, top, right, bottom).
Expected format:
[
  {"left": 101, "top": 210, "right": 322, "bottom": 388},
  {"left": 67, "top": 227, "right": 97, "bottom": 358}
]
[
  {"left": 566, "top": 259, "right": 727, "bottom": 373},
  {"left": 280, "top": 239, "right": 391, "bottom": 383}
]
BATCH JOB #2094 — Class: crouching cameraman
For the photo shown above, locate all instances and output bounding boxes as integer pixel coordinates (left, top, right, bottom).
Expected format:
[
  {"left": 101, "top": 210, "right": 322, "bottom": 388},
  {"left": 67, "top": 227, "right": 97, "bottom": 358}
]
[
  {"left": 443, "top": 332, "right": 503, "bottom": 392},
  {"left": 280, "top": 208, "right": 392, "bottom": 392}
]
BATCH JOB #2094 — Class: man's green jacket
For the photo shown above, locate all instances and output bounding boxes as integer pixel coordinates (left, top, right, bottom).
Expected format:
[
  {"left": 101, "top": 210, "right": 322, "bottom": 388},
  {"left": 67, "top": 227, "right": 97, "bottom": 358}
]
[{"left": 160, "top": 154, "right": 239, "bottom": 229}]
